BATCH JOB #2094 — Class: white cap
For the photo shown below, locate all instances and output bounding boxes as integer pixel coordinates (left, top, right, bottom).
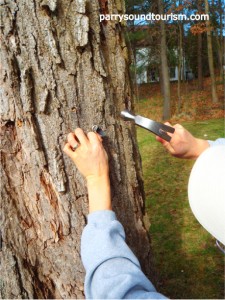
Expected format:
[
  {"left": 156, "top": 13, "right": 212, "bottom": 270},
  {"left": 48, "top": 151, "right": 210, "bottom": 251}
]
[{"left": 188, "top": 145, "right": 225, "bottom": 245}]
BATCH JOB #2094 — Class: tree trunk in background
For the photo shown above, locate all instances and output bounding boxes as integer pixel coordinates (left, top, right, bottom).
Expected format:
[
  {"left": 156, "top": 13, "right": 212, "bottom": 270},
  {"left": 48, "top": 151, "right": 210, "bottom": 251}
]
[
  {"left": 177, "top": 22, "right": 183, "bottom": 113},
  {"left": 218, "top": 0, "right": 224, "bottom": 80},
  {"left": 204, "top": 0, "right": 218, "bottom": 102},
  {"left": 197, "top": 33, "right": 203, "bottom": 90},
  {"left": 197, "top": 0, "right": 203, "bottom": 90},
  {"left": 158, "top": 0, "right": 171, "bottom": 120},
  {"left": 0, "top": 0, "right": 152, "bottom": 298},
  {"left": 223, "top": 36, "right": 225, "bottom": 100},
  {"left": 215, "top": 33, "right": 223, "bottom": 80},
  {"left": 176, "top": 0, "right": 183, "bottom": 113}
]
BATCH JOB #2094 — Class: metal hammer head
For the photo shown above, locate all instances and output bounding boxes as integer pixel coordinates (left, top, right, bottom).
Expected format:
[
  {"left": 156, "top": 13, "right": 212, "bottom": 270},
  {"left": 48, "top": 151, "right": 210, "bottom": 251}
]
[{"left": 120, "top": 109, "right": 136, "bottom": 121}]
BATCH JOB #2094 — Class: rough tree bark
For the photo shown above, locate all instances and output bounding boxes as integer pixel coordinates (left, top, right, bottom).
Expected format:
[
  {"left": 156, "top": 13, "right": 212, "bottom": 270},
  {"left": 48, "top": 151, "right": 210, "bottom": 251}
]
[{"left": 0, "top": 0, "right": 153, "bottom": 298}]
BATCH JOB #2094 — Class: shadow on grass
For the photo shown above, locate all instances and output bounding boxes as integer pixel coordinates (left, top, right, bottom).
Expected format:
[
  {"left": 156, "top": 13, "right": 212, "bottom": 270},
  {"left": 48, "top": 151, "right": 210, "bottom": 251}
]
[{"left": 137, "top": 119, "right": 225, "bottom": 299}]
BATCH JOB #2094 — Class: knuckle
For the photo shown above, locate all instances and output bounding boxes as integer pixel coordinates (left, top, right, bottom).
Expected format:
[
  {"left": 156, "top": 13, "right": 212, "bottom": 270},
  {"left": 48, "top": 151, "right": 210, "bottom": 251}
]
[
  {"left": 75, "top": 128, "right": 83, "bottom": 135},
  {"left": 88, "top": 132, "right": 97, "bottom": 140},
  {"left": 87, "top": 131, "right": 94, "bottom": 137},
  {"left": 174, "top": 124, "right": 183, "bottom": 128}
]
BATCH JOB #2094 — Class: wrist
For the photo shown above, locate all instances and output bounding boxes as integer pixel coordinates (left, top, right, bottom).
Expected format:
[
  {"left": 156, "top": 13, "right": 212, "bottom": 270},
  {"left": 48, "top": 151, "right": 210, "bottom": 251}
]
[
  {"left": 190, "top": 138, "right": 210, "bottom": 159},
  {"left": 86, "top": 175, "right": 112, "bottom": 213},
  {"left": 86, "top": 174, "right": 109, "bottom": 186}
]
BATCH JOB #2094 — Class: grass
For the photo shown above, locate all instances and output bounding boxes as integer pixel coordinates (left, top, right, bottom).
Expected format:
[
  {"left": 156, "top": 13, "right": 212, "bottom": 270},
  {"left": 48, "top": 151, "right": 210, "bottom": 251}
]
[{"left": 137, "top": 119, "right": 225, "bottom": 299}]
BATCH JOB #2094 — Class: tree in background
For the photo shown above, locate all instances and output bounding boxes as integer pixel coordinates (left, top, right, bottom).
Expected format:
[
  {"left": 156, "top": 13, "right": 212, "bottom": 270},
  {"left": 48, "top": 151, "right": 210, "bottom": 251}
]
[
  {"left": 0, "top": 0, "right": 153, "bottom": 298},
  {"left": 125, "top": 0, "right": 172, "bottom": 119},
  {"left": 204, "top": 0, "right": 218, "bottom": 102},
  {"left": 210, "top": 0, "right": 224, "bottom": 81},
  {"left": 197, "top": 0, "right": 204, "bottom": 90},
  {"left": 190, "top": 0, "right": 224, "bottom": 93},
  {"left": 158, "top": 0, "right": 171, "bottom": 119},
  {"left": 169, "top": 0, "right": 185, "bottom": 112}
]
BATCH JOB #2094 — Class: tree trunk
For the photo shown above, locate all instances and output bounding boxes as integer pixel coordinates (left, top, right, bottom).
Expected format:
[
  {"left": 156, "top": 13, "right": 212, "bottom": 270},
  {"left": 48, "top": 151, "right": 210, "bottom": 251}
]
[
  {"left": 158, "top": 0, "right": 171, "bottom": 120},
  {"left": 177, "top": 22, "right": 183, "bottom": 113},
  {"left": 0, "top": 0, "right": 152, "bottom": 298},
  {"left": 204, "top": 0, "right": 218, "bottom": 102},
  {"left": 197, "top": 0, "right": 203, "bottom": 90},
  {"left": 218, "top": 0, "right": 224, "bottom": 80},
  {"left": 197, "top": 33, "right": 203, "bottom": 90},
  {"left": 215, "top": 32, "right": 223, "bottom": 81}
]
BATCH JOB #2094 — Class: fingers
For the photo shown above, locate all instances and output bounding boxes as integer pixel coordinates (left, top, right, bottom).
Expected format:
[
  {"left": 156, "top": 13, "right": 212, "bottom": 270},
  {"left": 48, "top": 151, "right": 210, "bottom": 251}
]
[
  {"left": 67, "top": 132, "right": 79, "bottom": 149},
  {"left": 96, "top": 134, "right": 103, "bottom": 142},
  {"left": 161, "top": 122, "right": 178, "bottom": 142},
  {"left": 87, "top": 132, "right": 102, "bottom": 145},
  {"left": 65, "top": 128, "right": 102, "bottom": 156},
  {"left": 156, "top": 122, "right": 174, "bottom": 145},
  {"left": 164, "top": 121, "right": 175, "bottom": 138},
  {"left": 156, "top": 122, "right": 177, "bottom": 155},
  {"left": 63, "top": 142, "right": 74, "bottom": 158},
  {"left": 163, "top": 142, "right": 175, "bottom": 155},
  {"left": 174, "top": 123, "right": 183, "bottom": 129},
  {"left": 164, "top": 121, "right": 172, "bottom": 126},
  {"left": 74, "top": 128, "right": 89, "bottom": 146},
  {"left": 156, "top": 136, "right": 168, "bottom": 146}
]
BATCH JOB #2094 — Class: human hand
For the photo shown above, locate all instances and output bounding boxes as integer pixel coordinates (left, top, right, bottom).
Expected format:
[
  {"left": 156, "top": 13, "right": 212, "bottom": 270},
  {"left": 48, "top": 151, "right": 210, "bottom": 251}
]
[
  {"left": 63, "top": 128, "right": 111, "bottom": 212},
  {"left": 156, "top": 123, "right": 210, "bottom": 159},
  {"left": 63, "top": 128, "right": 109, "bottom": 182}
]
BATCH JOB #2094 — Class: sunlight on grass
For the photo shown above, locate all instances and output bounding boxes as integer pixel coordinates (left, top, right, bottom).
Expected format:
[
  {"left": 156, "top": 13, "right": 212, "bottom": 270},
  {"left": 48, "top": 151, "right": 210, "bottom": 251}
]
[{"left": 137, "top": 118, "right": 225, "bottom": 299}]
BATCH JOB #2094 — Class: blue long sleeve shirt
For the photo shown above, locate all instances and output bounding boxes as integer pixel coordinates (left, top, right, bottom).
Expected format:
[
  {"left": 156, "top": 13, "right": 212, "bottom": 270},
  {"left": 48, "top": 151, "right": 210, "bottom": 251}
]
[
  {"left": 81, "top": 210, "right": 167, "bottom": 299},
  {"left": 208, "top": 138, "right": 225, "bottom": 146}
]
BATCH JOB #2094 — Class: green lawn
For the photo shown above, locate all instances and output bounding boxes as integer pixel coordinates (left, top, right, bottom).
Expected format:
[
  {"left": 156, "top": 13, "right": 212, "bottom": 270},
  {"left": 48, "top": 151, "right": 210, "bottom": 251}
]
[{"left": 137, "top": 118, "right": 225, "bottom": 299}]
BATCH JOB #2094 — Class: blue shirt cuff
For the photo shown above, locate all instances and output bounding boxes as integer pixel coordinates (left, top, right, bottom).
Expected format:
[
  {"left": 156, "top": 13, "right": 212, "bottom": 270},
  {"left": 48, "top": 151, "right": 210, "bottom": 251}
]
[{"left": 87, "top": 210, "right": 117, "bottom": 226}]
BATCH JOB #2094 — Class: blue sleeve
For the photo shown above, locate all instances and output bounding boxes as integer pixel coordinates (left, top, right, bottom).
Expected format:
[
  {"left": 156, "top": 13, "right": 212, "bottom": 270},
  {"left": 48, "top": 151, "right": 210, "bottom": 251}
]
[
  {"left": 208, "top": 138, "right": 225, "bottom": 147},
  {"left": 81, "top": 210, "right": 167, "bottom": 299}
]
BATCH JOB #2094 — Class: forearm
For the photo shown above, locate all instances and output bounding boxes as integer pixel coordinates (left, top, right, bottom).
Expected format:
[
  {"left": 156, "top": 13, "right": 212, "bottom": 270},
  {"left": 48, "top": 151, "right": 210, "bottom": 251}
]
[
  {"left": 86, "top": 175, "right": 112, "bottom": 213},
  {"left": 81, "top": 210, "right": 167, "bottom": 299}
]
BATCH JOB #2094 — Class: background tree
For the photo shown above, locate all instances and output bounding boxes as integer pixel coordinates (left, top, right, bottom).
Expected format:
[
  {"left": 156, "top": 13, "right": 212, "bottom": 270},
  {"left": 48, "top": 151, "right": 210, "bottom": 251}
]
[
  {"left": 204, "top": 0, "right": 218, "bottom": 102},
  {"left": 197, "top": 0, "right": 204, "bottom": 90},
  {"left": 169, "top": 0, "right": 185, "bottom": 112},
  {"left": 158, "top": 0, "right": 171, "bottom": 120},
  {"left": 0, "top": 0, "right": 154, "bottom": 298},
  {"left": 125, "top": 0, "right": 173, "bottom": 120},
  {"left": 210, "top": 0, "right": 224, "bottom": 80}
]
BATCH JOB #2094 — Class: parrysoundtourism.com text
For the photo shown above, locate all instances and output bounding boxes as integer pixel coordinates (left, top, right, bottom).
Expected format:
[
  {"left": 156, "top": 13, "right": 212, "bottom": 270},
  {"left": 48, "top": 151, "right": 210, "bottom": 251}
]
[{"left": 99, "top": 13, "right": 209, "bottom": 23}]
